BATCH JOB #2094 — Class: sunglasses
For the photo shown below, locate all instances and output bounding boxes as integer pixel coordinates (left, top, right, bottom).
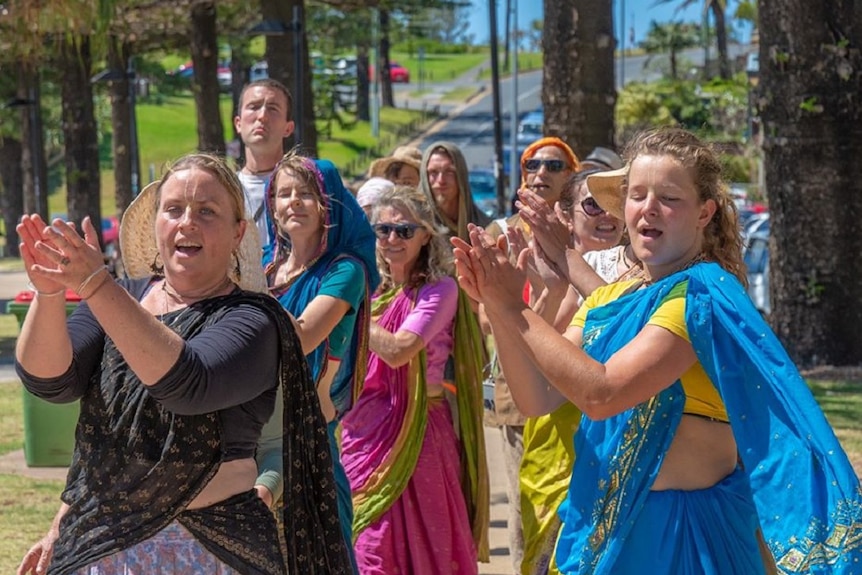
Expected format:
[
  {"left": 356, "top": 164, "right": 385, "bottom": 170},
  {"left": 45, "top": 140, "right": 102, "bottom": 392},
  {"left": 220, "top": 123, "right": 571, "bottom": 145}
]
[
  {"left": 373, "top": 222, "right": 422, "bottom": 240},
  {"left": 580, "top": 197, "right": 606, "bottom": 217},
  {"left": 524, "top": 159, "right": 567, "bottom": 173}
]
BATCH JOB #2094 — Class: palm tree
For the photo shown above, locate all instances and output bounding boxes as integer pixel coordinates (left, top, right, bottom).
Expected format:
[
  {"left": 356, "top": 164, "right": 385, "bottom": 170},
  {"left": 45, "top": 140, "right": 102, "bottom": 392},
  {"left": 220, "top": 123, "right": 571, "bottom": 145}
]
[
  {"left": 542, "top": 0, "right": 615, "bottom": 157},
  {"left": 641, "top": 20, "right": 701, "bottom": 80},
  {"left": 759, "top": 1, "right": 862, "bottom": 366},
  {"left": 654, "top": 0, "right": 730, "bottom": 79}
]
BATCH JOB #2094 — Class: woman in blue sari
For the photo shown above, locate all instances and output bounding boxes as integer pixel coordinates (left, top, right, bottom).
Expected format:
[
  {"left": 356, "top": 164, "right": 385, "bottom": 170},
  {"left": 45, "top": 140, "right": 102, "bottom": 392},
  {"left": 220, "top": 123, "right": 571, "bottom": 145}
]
[
  {"left": 256, "top": 154, "right": 380, "bottom": 572},
  {"left": 453, "top": 127, "right": 862, "bottom": 574}
]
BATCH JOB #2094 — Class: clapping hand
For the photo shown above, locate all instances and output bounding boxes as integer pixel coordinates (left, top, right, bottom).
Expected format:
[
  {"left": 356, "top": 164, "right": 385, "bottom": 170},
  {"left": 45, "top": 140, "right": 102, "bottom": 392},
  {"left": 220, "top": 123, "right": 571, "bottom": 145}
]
[
  {"left": 17, "top": 215, "right": 105, "bottom": 296},
  {"left": 451, "top": 224, "right": 528, "bottom": 311},
  {"left": 516, "top": 187, "right": 572, "bottom": 276}
]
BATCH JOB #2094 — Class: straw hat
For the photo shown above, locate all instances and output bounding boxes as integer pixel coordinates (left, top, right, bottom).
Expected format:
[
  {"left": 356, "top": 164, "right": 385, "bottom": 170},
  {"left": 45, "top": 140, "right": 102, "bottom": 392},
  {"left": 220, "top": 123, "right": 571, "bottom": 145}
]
[
  {"left": 368, "top": 145, "right": 423, "bottom": 179},
  {"left": 120, "top": 181, "right": 267, "bottom": 293},
  {"left": 585, "top": 167, "right": 627, "bottom": 220}
]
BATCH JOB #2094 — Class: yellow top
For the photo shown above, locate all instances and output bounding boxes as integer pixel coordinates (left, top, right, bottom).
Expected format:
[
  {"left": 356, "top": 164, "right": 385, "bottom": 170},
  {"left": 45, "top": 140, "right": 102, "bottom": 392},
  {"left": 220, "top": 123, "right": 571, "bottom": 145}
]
[{"left": 572, "top": 279, "right": 728, "bottom": 422}]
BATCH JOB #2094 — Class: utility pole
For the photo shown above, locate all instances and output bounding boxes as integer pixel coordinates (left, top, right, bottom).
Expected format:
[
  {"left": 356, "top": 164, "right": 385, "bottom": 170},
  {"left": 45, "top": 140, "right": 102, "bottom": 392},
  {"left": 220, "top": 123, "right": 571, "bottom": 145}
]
[
  {"left": 509, "top": 0, "right": 519, "bottom": 203},
  {"left": 489, "top": 0, "right": 506, "bottom": 217}
]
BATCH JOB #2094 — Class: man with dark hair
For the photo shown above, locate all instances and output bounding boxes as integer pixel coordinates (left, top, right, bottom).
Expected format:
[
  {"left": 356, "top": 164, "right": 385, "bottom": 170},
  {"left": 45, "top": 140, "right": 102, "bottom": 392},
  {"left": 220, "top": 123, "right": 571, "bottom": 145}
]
[{"left": 234, "top": 79, "right": 295, "bottom": 245}]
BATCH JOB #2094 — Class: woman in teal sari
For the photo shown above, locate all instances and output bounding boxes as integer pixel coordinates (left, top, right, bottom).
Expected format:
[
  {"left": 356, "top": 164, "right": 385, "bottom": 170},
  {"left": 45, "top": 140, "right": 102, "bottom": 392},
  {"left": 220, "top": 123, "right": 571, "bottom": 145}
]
[
  {"left": 453, "top": 127, "right": 862, "bottom": 574},
  {"left": 256, "top": 154, "right": 379, "bottom": 572}
]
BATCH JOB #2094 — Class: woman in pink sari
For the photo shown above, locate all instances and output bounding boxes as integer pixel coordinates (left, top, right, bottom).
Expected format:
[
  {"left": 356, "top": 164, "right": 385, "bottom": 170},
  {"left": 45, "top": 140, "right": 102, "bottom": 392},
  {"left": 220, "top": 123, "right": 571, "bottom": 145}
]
[{"left": 340, "top": 186, "right": 483, "bottom": 574}]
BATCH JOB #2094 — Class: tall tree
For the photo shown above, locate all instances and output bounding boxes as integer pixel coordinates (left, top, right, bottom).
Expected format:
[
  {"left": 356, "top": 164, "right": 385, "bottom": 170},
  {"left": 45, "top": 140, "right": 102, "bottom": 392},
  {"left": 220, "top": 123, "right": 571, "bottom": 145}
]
[
  {"left": 58, "top": 35, "right": 102, "bottom": 238},
  {"left": 759, "top": 0, "right": 862, "bottom": 366},
  {"left": 262, "top": 0, "right": 318, "bottom": 156},
  {"left": 542, "top": 0, "right": 615, "bottom": 157},
  {"left": 190, "top": 0, "right": 226, "bottom": 154}
]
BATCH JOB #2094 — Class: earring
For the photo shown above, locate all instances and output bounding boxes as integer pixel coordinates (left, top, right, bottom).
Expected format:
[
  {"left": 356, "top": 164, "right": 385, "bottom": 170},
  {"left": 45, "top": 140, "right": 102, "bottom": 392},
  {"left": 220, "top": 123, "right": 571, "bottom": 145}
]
[
  {"left": 233, "top": 251, "right": 241, "bottom": 283},
  {"left": 150, "top": 252, "right": 164, "bottom": 274}
]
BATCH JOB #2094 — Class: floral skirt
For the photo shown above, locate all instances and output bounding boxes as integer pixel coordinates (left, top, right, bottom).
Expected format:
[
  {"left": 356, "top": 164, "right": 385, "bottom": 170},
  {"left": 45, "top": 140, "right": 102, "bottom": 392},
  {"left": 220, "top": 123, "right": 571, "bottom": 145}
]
[{"left": 71, "top": 521, "right": 240, "bottom": 575}]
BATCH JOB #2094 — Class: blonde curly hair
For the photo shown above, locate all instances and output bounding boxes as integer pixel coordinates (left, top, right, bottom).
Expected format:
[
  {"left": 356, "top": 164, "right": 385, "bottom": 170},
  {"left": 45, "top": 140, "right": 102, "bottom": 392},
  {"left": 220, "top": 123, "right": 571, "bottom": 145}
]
[
  {"left": 371, "top": 185, "right": 453, "bottom": 292},
  {"left": 622, "top": 127, "right": 747, "bottom": 285}
]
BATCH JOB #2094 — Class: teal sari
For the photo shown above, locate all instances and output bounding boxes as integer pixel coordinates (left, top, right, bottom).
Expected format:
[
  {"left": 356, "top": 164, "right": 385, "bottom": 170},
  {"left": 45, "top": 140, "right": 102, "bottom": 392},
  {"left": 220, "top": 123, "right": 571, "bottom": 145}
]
[
  {"left": 262, "top": 158, "right": 379, "bottom": 572},
  {"left": 555, "top": 262, "right": 862, "bottom": 574}
]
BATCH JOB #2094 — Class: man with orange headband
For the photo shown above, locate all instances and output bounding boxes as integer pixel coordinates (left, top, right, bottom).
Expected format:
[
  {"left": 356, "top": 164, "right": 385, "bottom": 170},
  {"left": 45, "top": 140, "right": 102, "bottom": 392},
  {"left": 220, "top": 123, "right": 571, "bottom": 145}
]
[{"left": 482, "top": 136, "right": 580, "bottom": 574}]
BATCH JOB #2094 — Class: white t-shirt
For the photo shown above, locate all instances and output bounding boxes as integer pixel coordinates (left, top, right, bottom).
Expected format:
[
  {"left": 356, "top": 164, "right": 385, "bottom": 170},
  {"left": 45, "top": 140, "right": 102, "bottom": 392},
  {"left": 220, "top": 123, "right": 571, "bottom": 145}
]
[{"left": 237, "top": 172, "right": 271, "bottom": 247}]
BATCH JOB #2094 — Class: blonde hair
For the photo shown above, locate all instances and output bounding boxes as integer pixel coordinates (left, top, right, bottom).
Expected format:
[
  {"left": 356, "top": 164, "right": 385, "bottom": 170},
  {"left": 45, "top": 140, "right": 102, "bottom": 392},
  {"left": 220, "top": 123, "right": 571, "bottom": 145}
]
[
  {"left": 158, "top": 153, "right": 245, "bottom": 222},
  {"left": 622, "top": 127, "right": 746, "bottom": 284},
  {"left": 371, "top": 185, "right": 453, "bottom": 292}
]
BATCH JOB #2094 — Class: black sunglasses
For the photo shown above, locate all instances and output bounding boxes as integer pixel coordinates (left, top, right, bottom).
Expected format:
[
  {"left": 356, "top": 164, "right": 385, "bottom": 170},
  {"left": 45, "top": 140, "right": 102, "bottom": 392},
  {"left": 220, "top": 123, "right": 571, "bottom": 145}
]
[
  {"left": 524, "top": 158, "right": 567, "bottom": 173},
  {"left": 580, "top": 197, "right": 606, "bottom": 217},
  {"left": 373, "top": 222, "right": 422, "bottom": 240}
]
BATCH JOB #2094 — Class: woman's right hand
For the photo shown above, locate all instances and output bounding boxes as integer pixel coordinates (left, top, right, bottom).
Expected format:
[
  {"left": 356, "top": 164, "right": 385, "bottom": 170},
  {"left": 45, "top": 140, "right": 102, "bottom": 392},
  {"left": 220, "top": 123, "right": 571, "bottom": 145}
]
[
  {"left": 16, "top": 527, "right": 58, "bottom": 575},
  {"left": 516, "top": 187, "right": 572, "bottom": 272},
  {"left": 16, "top": 215, "right": 67, "bottom": 296}
]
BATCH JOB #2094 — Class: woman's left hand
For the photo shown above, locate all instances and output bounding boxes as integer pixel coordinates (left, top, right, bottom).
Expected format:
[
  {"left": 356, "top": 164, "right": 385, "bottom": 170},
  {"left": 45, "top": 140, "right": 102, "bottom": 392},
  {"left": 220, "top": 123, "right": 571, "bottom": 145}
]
[{"left": 516, "top": 187, "right": 572, "bottom": 270}]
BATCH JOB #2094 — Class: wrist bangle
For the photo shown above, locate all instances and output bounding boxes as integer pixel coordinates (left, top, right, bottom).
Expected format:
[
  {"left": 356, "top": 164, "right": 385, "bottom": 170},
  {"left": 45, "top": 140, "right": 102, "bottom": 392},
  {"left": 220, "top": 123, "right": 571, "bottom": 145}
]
[
  {"left": 27, "top": 282, "right": 65, "bottom": 298},
  {"left": 77, "top": 265, "right": 109, "bottom": 298}
]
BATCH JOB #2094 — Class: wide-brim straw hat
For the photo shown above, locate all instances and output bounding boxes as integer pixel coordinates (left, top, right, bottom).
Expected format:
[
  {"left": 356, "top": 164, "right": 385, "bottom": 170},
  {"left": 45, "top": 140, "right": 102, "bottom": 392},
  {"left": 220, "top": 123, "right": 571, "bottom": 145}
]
[
  {"left": 368, "top": 145, "right": 423, "bottom": 178},
  {"left": 120, "top": 181, "right": 267, "bottom": 293},
  {"left": 585, "top": 167, "right": 627, "bottom": 220}
]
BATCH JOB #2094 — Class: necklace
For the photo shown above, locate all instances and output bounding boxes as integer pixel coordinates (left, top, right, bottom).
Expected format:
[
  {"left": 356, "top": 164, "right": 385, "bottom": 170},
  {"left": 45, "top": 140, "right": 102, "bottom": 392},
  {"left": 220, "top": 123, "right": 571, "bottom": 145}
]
[
  {"left": 241, "top": 165, "right": 275, "bottom": 176},
  {"left": 162, "top": 276, "right": 233, "bottom": 314}
]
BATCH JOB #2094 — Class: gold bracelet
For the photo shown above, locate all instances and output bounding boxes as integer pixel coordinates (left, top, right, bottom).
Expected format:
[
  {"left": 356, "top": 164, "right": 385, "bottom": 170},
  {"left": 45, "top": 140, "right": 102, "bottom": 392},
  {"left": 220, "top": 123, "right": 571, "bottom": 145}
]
[
  {"left": 77, "top": 265, "right": 109, "bottom": 298},
  {"left": 27, "top": 282, "right": 65, "bottom": 298}
]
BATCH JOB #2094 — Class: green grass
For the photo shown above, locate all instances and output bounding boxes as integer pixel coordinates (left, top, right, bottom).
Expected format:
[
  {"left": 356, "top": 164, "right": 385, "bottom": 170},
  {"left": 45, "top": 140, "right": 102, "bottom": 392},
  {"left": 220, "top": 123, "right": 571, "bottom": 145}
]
[{"left": 810, "top": 379, "right": 862, "bottom": 457}]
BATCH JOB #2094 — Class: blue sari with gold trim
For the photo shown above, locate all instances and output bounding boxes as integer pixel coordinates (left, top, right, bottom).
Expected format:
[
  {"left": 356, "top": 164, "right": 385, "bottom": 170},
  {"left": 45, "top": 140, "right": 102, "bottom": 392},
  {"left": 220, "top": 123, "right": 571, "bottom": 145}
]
[{"left": 555, "top": 262, "right": 862, "bottom": 574}]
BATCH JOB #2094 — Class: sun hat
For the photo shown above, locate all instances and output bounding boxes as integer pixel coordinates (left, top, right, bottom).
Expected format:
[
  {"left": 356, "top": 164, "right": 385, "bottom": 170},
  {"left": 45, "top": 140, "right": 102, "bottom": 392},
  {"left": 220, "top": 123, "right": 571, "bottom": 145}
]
[
  {"left": 582, "top": 146, "right": 624, "bottom": 171},
  {"left": 355, "top": 177, "right": 395, "bottom": 209},
  {"left": 368, "top": 145, "right": 423, "bottom": 179},
  {"left": 585, "top": 166, "right": 627, "bottom": 220},
  {"left": 120, "top": 180, "right": 267, "bottom": 293}
]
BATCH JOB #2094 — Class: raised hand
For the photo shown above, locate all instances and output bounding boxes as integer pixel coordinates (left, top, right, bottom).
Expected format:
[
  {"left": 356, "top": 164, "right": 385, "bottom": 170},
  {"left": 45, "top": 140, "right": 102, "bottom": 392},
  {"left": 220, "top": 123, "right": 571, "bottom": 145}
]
[
  {"left": 516, "top": 187, "right": 572, "bottom": 272},
  {"left": 451, "top": 224, "right": 528, "bottom": 311},
  {"left": 17, "top": 215, "right": 107, "bottom": 297}
]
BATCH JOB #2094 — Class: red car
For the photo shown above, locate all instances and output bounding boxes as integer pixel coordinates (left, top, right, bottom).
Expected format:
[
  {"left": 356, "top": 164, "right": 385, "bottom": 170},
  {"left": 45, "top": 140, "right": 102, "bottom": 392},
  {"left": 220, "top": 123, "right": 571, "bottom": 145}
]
[{"left": 369, "top": 61, "right": 410, "bottom": 83}]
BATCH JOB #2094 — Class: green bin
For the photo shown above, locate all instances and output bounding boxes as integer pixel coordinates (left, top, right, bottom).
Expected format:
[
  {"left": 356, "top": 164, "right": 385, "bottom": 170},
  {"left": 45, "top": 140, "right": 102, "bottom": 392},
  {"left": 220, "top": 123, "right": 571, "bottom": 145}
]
[{"left": 7, "top": 292, "right": 81, "bottom": 467}]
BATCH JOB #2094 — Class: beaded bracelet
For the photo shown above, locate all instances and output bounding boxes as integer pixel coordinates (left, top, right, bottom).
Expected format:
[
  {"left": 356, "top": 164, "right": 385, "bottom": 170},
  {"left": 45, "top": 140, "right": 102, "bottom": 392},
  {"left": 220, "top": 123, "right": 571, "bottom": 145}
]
[
  {"left": 27, "top": 282, "right": 65, "bottom": 298},
  {"left": 77, "top": 265, "right": 109, "bottom": 298}
]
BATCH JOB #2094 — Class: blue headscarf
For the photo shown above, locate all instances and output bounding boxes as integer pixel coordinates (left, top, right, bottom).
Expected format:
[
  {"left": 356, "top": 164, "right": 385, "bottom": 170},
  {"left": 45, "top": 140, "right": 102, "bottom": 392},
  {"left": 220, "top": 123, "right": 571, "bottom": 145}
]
[
  {"left": 555, "top": 262, "right": 862, "bottom": 573},
  {"left": 262, "top": 158, "right": 380, "bottom": 417}
]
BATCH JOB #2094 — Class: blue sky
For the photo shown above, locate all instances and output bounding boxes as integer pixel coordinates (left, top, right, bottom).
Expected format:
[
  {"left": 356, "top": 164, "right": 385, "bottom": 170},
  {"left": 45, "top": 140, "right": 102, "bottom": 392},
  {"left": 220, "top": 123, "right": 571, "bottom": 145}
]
[{"left": 467, "top": 1, "right": 751, "bottom": 47}]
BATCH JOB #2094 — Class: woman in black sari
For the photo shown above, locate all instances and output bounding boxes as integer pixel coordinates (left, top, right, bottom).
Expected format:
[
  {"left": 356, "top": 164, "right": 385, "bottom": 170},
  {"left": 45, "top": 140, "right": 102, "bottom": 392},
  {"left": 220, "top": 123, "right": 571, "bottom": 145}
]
[{"left": 15, "top": 153, "right": 351, "bottom": 575}]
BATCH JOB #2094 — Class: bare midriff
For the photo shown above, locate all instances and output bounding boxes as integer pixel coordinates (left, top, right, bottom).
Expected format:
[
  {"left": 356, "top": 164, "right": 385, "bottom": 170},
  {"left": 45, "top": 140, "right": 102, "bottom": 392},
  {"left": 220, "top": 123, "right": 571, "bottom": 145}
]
[
  {"left": 187, "top": 458, "right": 259, "bottom": 509},
  {"left": 650, "top": 414, "right": 738, "bottom": 491}
]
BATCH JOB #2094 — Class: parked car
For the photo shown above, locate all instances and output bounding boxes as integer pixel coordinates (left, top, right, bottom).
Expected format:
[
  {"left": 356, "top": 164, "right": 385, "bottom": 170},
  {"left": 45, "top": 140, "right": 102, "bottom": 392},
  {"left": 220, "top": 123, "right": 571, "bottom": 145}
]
[
  {"left": 744, "top": 231, "right": 770, "bottom": 315},
  {"left": 516, "top": 109, "right": 544, "bottom": 145},
  {"left": 369, "top": 61, "right": 410, "bottom": 83},
  {"left": 169, "top": 61, "right": 232, "bottom": 90},
  {"left": 468, "top": 168, "right": 503, "bottom": 218}
]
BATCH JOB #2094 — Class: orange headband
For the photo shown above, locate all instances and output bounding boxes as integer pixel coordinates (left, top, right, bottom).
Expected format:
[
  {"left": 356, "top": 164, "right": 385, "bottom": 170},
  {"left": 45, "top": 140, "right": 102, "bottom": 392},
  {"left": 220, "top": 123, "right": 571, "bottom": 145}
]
[{"left": 520, "top": 137, "right": 581, "bottom": 184}]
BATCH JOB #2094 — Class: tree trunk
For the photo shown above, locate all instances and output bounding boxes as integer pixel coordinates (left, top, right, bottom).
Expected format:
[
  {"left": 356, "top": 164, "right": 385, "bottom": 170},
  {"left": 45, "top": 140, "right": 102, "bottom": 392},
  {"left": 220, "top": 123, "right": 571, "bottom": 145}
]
[
  {"left": 379, "top": 9, "right": 394, "bottom": 108},
  {"left": 542, "top": 0, "right": 616, "bottom": 158},
  {"left": 503, "top": 0, "right": 511, "bottom": 72},
  {"left": 0, "top": 137, "right": 23, "bottom": 257},
  {"left": 58, "top": 36, "right": 102, "bottom": 240},
  {"left": 711, "top": 1, "right": 729, "bottom": 79},
  {"left": 190, "top": 0, "right": 226, "bottom": 154},
  {"left": 759, "top": 0, "right": 862, "bottom": 366},
  {"left": 263, "top": 0, "right": 317, "bottom": 156},
  {"left": 107, "top": 39, "right": 134, "bottom": 216},
  {"left": 16, "top": 62, "right": 47, "bottom": 219},
  {"left": 356, "top": 44, "right": 370, "bottom": 122}
]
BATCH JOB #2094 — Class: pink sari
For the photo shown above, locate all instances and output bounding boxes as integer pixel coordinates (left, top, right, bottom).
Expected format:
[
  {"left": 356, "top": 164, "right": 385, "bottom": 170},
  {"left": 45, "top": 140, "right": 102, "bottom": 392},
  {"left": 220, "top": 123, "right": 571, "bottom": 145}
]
[{"left": 340, "top": 286, "right": 478, "bottom": 575}]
